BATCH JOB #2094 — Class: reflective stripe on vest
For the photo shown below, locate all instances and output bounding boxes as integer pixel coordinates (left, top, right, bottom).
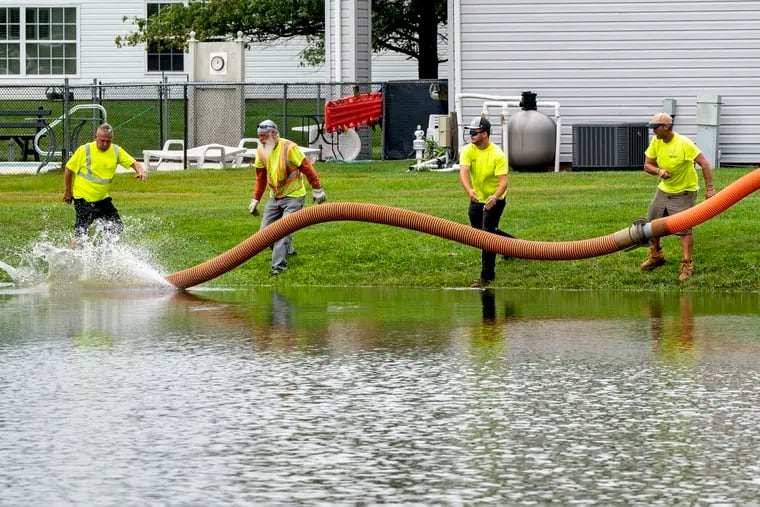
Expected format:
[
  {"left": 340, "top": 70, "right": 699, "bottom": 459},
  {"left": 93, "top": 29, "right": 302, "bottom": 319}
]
[
  {"left": 259, "top": 140, "right": 302, "bottom": 198},
  {"left": 81, "top": 143, "right": 119, "bottom": 185}
]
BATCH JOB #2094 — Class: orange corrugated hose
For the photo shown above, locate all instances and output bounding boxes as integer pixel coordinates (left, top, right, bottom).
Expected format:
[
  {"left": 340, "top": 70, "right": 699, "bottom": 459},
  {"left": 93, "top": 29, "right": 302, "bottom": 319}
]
[
  {"left": 654, "top": 167, "right": 760, "bottom": 237},
  {"left": 165, "top": 168, "right": 760, "bottom": 289}
]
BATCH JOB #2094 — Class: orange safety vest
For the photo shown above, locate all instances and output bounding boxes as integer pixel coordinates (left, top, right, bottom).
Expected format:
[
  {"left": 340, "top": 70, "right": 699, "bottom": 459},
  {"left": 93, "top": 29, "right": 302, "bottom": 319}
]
[{"left": 258, "top": 140, "right": 302, "bottom": 198}]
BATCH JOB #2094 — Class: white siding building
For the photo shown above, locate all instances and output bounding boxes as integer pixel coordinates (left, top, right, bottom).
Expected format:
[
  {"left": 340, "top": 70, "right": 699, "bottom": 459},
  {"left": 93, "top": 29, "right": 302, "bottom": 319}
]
[
  {"left": 448, "top": 0, "right": 760, "bottom": 166},
  {"left": 0, "top": 1, "right": 446, "bottom": 86}
]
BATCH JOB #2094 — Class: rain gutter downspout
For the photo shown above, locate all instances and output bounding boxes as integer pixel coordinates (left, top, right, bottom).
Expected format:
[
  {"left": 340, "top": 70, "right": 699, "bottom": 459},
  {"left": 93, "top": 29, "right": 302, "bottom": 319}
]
[
  {"left": 335, "top": 0, "right": 342, "bottom": 82},
  {"left": 453, "top": 0, "right": 461, "bottom": 121}
]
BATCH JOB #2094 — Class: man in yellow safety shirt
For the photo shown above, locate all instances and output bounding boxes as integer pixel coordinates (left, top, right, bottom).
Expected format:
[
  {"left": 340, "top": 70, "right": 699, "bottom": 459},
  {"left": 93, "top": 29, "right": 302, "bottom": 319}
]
[
  {"left": 459, "top": 116, "right": 509, "bottom": 289},
  {"left": 63, "top": 123, "right": 147, "bottom": 247},
  {"left": 640, "top": 112, "right": 716, "bottom": 281}
]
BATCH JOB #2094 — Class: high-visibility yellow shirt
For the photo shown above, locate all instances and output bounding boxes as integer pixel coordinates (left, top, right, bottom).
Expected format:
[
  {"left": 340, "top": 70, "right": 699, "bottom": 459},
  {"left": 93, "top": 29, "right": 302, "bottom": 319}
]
[
  {"left": 67, "top": 142, "right": 136, "bottom": 202},
  {"left": 459, "top": 142, "right": 508, "bottom": 202},
  {"left": 645, "top": 132, "right": 701, "bottom": 193},
  {"left": 254, "top": 138, "right": 307, "bottom": 198}
]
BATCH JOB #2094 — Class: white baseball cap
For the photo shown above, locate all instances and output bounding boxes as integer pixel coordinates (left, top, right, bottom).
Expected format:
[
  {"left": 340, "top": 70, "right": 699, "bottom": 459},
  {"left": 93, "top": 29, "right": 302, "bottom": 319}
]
[{"left": 257, "top": 120, "right": 278, "bottom": 134}]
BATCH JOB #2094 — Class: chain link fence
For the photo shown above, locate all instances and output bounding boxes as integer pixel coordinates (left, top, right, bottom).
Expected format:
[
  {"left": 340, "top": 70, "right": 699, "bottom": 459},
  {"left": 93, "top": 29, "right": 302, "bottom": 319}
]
[{"left": 0, "top": 80, "right": 389, "bottom": 174}]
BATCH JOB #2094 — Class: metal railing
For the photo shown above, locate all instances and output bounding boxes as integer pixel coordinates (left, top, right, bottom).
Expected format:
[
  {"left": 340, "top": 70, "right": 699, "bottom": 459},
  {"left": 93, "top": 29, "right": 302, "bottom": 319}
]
[{"left": 36, "top": 103, "right": 108, "bottom": 159}]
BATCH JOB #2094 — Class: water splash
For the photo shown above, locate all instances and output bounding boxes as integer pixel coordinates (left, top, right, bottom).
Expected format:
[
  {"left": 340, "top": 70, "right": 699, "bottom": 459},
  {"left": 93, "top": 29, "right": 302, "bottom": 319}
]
[
  {"left": 0, "top": 260, "right": 23, "bottom": 287},
  {"left": 0, "top": 226, "right": 174, "bottom": 290}
]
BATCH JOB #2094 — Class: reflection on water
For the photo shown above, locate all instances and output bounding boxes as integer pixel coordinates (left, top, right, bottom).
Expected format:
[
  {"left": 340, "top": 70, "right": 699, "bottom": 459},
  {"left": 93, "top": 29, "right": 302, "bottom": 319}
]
[
  {"left": 1, "top": 286, "right": 760, "bottom": 504},
  {"left": 648, "top": 295, "right": 697, "bottom": 366}
]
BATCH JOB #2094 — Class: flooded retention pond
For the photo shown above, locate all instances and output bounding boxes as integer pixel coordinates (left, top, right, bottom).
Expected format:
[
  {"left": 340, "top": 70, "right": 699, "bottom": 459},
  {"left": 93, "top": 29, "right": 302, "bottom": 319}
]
[{"left": 2, "top": 285, "right": 760, "bottom": 504}]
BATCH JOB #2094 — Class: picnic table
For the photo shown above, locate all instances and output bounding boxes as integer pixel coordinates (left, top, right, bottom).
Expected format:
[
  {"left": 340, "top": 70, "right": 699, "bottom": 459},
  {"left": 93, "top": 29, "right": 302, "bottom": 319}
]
[{"left": 0, "top": 108, "right": 56, "bottom": 172}]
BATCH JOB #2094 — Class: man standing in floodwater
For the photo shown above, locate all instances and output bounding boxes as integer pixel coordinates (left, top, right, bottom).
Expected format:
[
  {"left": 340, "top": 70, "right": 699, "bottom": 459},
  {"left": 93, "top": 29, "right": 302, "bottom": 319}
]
[
  {"left": 458, "top": 116, "right": 509, "bottom": 289},
  {"left": 63, "top": 123, "right": 147, "bottom": 247}
]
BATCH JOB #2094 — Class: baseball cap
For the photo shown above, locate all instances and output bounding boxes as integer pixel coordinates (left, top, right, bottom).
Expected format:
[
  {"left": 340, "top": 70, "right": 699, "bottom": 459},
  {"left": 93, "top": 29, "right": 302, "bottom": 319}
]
[
  {"left": 257, "top": 119, "right": 278, "bottom": 134},
  {"left": 468, "top": 116, "right": 491, "bottom": 135},
  {"left": 648, "top": 112, "right": 673, "bottom": 128}
]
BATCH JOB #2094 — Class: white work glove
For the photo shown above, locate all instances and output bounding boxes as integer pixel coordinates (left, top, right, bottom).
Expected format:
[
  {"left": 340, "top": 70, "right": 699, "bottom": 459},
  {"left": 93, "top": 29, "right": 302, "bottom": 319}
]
[
  {"left": 248, "top": 198, "right": 260, "bottom": 216},
  {"left": 312, "top": 188, "right": 327, "bottom": 204}
]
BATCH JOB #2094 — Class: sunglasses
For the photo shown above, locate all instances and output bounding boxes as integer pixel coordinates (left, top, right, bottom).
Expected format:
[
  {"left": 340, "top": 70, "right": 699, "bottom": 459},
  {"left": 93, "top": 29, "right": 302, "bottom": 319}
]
[{"left": 469, "top": 129, "right": 484, "bottom": 136}]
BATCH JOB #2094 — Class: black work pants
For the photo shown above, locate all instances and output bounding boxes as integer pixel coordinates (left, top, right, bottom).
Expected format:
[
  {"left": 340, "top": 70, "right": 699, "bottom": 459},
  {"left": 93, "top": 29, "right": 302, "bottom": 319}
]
[
  {"left": 73, "top": 197, "right": 123, "bottom": 238},
  {"left": 468, "top": 199, "right": 506, "bottom": 281}
]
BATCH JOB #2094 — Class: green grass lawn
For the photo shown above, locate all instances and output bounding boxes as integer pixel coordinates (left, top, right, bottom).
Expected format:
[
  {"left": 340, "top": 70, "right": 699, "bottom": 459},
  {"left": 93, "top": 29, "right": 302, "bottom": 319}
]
[{"left": 1, "top": 162, "right": 758, "bottom": 291}]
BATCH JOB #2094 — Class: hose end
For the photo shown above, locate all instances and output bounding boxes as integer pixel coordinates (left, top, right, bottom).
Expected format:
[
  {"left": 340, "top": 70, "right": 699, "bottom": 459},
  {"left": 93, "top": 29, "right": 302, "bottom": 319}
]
[{"left": 622, "top": 217, "right": 652, "bottom": 251}]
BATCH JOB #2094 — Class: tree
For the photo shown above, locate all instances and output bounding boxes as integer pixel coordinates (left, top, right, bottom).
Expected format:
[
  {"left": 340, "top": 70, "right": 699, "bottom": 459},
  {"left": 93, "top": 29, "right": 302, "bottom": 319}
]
[
  {"left": 372, "top": 0, "right": 446, "bottom": 79},
  {"left": 115, "top": 0, "right": 447, "bottom": 79}
]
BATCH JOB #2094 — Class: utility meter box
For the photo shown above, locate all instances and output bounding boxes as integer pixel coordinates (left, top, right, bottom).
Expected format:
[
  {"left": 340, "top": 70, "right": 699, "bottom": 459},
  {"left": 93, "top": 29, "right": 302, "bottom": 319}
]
[
  {"left": 426, "top": 114, "right": 453, "bottom": 148},
  {"left": 696, "top": 95, "right": 720, "bottom": 126},
  {"left": 662, "top": 98, "right": 677, "bottom": 116},
  {"left": 696, "top": 95, "right": 721, "bottom": 168},
  {"left": 436, "top": 115, "right": 450, "bottom": 147}
]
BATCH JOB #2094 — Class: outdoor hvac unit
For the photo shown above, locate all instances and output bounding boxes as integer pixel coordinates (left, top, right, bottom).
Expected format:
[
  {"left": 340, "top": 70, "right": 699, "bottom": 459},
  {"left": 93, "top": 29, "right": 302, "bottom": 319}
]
[{"left": 572, "top": 123, "right": 648, "bottom": 170}]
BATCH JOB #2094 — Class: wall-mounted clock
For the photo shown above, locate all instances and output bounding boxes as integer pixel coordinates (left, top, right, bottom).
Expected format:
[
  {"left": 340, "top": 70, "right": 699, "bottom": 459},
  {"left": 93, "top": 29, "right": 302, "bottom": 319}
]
[{"left": 210, "top": 55, "right": 226, "bottom": 71}]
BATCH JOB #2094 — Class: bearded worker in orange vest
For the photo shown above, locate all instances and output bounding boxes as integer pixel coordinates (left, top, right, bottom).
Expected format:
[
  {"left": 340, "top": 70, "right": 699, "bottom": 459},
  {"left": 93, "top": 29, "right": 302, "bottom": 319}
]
[{"left": 248, "top": 119, "right": 327, "bottom": 277}]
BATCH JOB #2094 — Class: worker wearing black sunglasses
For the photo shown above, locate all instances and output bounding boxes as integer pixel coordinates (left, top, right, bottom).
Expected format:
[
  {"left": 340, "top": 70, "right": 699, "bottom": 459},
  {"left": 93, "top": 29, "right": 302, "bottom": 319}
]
[{"left": 459, "top": 116, "right": 510, "bottom": 288}]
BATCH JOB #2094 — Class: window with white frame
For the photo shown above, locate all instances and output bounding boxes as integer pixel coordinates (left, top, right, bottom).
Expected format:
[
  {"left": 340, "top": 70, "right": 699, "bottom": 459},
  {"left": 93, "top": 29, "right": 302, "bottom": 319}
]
[
  {"left": 25, "top": 7, "right": 77, "bottom": 75},
  {"left": 146, "top": 2, "right": 184, "bottom": 72},
  {"left": 0, "top": 8, "right": 21, "bottom": 75},
  {"left": 0, "top": 7, "right": 77, "bottom": 76}
]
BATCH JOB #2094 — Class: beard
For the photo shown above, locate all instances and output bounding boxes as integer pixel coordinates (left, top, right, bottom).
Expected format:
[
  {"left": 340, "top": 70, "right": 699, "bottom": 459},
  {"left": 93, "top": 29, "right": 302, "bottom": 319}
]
[{"left": 260, "top": 135, "right": 277, "bottom": 161}]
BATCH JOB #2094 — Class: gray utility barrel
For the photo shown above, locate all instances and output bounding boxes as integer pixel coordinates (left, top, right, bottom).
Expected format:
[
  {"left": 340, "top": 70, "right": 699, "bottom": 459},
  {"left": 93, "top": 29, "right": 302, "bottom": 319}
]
[{"left": 507, "top": 91, "right": 556, "bottom": 172}]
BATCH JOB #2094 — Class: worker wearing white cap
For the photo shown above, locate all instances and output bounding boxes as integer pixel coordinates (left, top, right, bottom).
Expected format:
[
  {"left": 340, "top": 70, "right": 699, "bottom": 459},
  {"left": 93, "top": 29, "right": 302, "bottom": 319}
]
[{"left": 248, "top": 119, "right": 327, "bottom": 277}]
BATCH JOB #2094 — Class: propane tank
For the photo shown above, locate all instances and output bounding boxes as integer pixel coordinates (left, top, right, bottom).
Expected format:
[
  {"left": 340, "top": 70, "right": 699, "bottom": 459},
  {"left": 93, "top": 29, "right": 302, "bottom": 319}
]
[
  {"left": 413, "top": 125, "right": 426, "bottom": 164},
  {"left": 507, "top": 91, "right": 556, "bottom": 171}
]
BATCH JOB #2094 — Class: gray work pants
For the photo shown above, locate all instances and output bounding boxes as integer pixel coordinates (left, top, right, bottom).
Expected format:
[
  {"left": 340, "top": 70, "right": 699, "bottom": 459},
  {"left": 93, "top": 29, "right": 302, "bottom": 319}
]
[{"left": 260, "top": 195, "right": 305, "bottom": 274}]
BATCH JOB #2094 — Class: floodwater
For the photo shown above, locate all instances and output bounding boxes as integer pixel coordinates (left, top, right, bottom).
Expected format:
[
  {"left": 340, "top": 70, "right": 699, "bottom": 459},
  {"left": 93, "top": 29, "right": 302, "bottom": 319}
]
[{"left": 1, "top": 246, "right": 760, "bottom": 504}]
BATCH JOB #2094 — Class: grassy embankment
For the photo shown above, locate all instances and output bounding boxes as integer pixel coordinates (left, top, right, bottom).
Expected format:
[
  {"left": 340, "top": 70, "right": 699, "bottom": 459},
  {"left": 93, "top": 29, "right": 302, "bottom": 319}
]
[{"left": 1, "top": 162, "right": 758, "bottom": 291}]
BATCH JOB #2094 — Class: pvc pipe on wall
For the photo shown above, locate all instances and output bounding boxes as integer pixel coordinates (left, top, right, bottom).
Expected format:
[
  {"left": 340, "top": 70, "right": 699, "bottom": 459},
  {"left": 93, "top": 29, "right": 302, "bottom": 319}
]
[
  {"left": 455, "top": 93, "right": 521, "bottom": 131},
  {"left": 481, "top": 100, "right": 518, "bottom": 169},
  {"left": 540, "top": 101, "right": 562, "bottom": 173}
]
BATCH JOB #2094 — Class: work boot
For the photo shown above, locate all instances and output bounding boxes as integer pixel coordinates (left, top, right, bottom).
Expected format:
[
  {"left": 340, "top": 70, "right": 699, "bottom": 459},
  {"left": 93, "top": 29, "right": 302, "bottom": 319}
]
[
  {"left": 269, "top": 267, "right": 287, "bottom": 278},
  {"left": 470, "top": 278, "right": 491, "bottom": 289},
  {"left": 640, "top": 246, "right": 665, "bottom": 271},
  {"left": 679, "top": 260, "right": 694, "bottom": 281}
]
